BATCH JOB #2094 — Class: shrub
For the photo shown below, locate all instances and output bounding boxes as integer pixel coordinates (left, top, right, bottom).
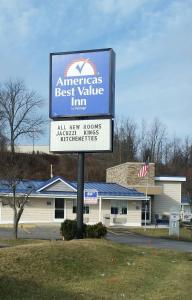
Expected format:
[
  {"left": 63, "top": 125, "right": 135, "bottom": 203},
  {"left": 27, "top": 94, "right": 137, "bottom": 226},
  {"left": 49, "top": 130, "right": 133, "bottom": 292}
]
[
  {"left": 86, "top": 222, "right": 107, "bottom": 238},
  {"left": 60, "top": 220, "right": 107, "bottom": 240},
  {"left": 60, "top": 219, "right": 78, "bottom": 240},
  {"left": 60, "top": 220, "right": 87, "bottom": 240},
  {"left": 86, "top": 224, "right": 97, "bottom": 238}
]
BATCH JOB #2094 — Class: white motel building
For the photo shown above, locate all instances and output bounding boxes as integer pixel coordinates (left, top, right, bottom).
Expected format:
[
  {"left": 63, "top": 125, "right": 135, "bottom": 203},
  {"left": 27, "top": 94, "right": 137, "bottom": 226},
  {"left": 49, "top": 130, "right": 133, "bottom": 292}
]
[{"left": 0, "top": 162, "right": 188, "bottom": 226}]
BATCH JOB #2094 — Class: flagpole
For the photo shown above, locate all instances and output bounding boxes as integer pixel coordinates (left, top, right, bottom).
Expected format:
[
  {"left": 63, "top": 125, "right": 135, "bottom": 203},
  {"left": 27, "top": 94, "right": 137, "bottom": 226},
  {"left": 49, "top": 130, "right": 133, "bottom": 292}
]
[
  {"left": 144, "top": 158, "right": 149, "bottom": 231},
  {"left": 138, "top": 160, "right": 149, "bottom": 231},
  {"left": 144, "top": 171, "right": 149, "bottom": 231}
]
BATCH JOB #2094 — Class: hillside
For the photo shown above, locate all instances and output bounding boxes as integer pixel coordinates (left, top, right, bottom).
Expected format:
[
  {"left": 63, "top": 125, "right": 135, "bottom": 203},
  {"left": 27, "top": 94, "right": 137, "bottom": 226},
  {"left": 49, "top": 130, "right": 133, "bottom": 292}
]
[{"left": 0, "top": 150, "right": 191, "bottom": 193}]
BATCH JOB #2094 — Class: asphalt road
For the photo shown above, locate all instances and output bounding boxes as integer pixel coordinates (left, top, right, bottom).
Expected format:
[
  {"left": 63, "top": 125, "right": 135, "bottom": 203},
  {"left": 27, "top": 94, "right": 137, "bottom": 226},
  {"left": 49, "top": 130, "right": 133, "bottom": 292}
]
[
  {"left": 0, "top": 224, "right": 192, "bottom": 252},
  {"left": 106, "top": 231, "right": 192, "bottom": 252}
]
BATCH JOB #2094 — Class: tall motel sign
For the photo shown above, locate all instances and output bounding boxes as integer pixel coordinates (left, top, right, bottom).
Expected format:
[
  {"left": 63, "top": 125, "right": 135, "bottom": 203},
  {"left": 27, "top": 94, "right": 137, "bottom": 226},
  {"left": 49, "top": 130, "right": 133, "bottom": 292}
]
[{"left": 49, "top": 48, "right": 115, "bottom": 237}]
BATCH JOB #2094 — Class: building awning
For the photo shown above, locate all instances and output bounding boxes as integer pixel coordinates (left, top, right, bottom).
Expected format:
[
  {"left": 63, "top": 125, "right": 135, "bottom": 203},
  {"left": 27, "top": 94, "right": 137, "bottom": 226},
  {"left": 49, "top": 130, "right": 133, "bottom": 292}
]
[{"left": 130, "top": 185, "right": 163, "bottom": 195}]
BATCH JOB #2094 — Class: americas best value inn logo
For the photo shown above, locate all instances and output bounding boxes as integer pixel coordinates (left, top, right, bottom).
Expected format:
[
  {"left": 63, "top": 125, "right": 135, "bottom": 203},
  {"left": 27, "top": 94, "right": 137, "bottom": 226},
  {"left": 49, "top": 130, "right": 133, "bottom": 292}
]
[
  {"left": 54, "top": 57, "right": 104, "bottom": 112},
  {"left": 50, "top": 49, "right": 115, "bottom": 118},
  {"left": 65, "top": 58, "right": 96, "bottom": 76}
]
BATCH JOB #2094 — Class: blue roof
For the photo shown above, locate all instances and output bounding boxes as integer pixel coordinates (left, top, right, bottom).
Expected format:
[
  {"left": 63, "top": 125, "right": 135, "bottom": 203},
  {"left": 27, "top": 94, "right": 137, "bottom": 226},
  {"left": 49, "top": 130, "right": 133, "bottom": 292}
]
[
  {"left": 70, "top": 181, "right": 143, "bottom": 197},
  {"left": 0, "top": 176, "right": 145, "bottom": 198},
  {"left": 0, "top": 179, "right": 46, "bottom": 193}
]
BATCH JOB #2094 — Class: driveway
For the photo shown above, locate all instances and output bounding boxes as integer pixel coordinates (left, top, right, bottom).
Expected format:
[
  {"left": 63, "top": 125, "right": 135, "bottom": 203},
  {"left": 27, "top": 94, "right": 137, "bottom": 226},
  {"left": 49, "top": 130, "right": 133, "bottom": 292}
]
[
  {"left": 0, "top": 224, "right": 192, "bottom": 252},
  {"left": 0, "top": 224, "right": 61, "bottom": 240}
]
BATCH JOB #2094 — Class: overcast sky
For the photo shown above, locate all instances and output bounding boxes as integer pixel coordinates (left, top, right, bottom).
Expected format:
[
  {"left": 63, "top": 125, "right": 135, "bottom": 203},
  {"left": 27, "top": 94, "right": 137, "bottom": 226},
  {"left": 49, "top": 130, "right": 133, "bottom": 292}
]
[{"left": 0, "top": 0, "right": 191, "bottom": 144}]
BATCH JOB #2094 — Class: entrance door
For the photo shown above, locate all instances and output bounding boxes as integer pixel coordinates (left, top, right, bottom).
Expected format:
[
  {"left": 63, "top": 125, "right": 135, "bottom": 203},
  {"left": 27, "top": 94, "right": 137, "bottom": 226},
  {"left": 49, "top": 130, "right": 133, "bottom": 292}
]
[
  {"left": 141, "top": 200, "right": 150, "bottom": 223},
  {"left": 110, "top": 200, "right": 128, "bottom": 225},
  {"left": 55, "top": 198, "right": 65, "bottom": 221}
]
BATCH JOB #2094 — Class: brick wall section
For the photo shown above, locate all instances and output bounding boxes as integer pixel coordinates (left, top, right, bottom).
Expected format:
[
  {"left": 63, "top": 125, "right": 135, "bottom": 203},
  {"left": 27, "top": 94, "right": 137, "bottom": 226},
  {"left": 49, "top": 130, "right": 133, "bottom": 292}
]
[{"left": 106, "top": 162, "right": 155, "bottom": 187}]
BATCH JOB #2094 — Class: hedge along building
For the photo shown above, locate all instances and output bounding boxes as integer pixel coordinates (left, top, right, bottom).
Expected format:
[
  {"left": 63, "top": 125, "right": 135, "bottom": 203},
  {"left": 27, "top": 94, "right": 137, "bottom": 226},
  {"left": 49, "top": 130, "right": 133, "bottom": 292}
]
[
  {"left": 0, "top": 176, "right": 147, "bottom": 226},
  {"left": 106, "top": 162, "right": 186, "bottom": 223}
]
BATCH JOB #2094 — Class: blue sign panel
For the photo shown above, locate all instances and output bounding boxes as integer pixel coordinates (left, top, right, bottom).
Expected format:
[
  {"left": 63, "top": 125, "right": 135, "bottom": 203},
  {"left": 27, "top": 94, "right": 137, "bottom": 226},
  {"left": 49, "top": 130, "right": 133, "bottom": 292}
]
[
  {"left": 84, "top": 189, "right": 98, "bottom": 204},
  {"left": 84, "top": 190, "right": 98, "bottom": 199},
  {"left": 49, "top": 48, "right": 115, "bottom": 119}
]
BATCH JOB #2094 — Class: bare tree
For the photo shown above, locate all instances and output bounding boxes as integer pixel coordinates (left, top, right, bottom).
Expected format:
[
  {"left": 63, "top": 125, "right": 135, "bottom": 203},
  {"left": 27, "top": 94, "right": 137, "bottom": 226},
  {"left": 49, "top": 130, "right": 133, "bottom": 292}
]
[
  {"left": 1, "top": 182, "right": 33, "bottom": 239},
  {"left": 0, "top": 152, "right": 35, "bottom": 239},
  {"left": 182, "top": 137, "right": 192, "bottom": 166},
  {"left": 0, "top": 79, "right": 45, "bottom": 153},
  {"left": 168, "top": 137, "right": 183, "bottom": 170},
  {"left": 139, "top": 118, "right": 167, "bottom": 163},
  {"left": 121, "top": 118, "right": 139, "bottom": 162},
  {"left": 0, "top": 103, "right": 7, "bottom": 151},
  {"left": 0, "top": 134, "right": 7, "bottom": 152},
  {"left": 113, "top": 117, "right": 122, "bottom": 163},
  {"left": 113, "top": 117, "right": 139, "bottom": 163},
  {"left": 0, "top": 79, "right": 45, "bottom": 238}
]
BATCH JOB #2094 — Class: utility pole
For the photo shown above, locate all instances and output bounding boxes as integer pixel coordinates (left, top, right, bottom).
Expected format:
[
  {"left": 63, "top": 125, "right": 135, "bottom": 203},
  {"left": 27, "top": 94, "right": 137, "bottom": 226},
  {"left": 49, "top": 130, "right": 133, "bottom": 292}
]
[{"left": 76, "top": 152, "right": 84, "bottom": 238}]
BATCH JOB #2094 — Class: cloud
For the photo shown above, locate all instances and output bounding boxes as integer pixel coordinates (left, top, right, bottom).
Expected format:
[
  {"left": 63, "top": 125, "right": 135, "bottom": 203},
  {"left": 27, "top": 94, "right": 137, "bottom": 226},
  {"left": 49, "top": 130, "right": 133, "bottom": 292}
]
[
  {"left": 113, "top": 0, "right": 192, "bottom": 137},
  {"left": 93, "top": 0, "right": 149, "bottom": 16},
  {"left": 0, "top": 1, "right": 39, "bottom": 43}
]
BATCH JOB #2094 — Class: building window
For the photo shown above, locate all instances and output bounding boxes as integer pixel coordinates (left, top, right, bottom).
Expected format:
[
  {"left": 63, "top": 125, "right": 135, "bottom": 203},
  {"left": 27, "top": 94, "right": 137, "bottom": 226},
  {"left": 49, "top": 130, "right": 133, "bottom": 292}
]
[
  {"left": 111, "top": 200, "right": 128, "bottom": 215},
  {"left": 111, "top": 207, "right": 118, "bottom": 214},
  {"left": 84, "top": 206, "right": 89, "bottom": 214},
  {"left": 111, "top": 207, "right": 127, "bottom": 214},
  {"left": 55, "top": 198, "right": 64, "bottom": 219},
  {"left": 55, "top": 210, "right": 64, "bottom": 219},
  {"left": 121, "top": 207, "right": 127, "bottom": 215},
  {"left": 111, "top": 206, "right": 118, "bottom": 215}
]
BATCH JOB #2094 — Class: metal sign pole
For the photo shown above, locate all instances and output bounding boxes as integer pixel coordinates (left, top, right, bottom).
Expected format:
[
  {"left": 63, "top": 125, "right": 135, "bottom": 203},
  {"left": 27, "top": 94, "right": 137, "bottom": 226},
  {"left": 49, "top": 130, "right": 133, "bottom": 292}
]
[{"left": 77, "top": 152, "right": 85, "bottom": 239}]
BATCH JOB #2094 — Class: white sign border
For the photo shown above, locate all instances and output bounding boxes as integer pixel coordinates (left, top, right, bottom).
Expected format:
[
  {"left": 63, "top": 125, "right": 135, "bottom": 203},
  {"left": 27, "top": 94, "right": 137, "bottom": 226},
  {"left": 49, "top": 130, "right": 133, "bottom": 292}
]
[{"left": 50, "top": 118, "right": 113, "bottom": 153}]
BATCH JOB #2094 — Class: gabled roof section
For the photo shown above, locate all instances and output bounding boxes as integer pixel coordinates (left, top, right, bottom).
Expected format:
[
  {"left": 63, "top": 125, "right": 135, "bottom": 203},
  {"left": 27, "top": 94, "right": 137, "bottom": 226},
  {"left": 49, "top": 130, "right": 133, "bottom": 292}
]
[{"left": 36, "top": 176, "right": 77, "bottom": 193}]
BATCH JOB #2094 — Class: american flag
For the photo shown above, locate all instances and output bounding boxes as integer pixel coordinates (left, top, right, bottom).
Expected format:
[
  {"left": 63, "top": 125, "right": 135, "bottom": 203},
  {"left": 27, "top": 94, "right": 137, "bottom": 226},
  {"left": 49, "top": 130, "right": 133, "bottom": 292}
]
[{"left": 138, "top": 162, "right": 149, "bottom": 177}]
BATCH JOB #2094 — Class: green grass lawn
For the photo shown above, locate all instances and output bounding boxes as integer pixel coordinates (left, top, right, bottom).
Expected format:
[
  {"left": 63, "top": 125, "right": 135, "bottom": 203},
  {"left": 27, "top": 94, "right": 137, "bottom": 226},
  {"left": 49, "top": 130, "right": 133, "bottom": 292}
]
[
  {"left": 119, "top": 227, "right": 192, "bottom": 241},
  {"left": 0, "top": 239, "right": 192, "bottom": 300},
  {"left": 0, "top": 238, "right": 48, "bottom": 247}
]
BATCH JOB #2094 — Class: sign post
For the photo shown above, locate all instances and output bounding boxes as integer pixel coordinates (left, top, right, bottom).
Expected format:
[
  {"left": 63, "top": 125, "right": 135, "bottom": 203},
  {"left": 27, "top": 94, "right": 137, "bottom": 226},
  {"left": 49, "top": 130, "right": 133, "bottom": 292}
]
[
  {"left": 77, "top": 152, "right": 84, "bottom": 238},
  {"left": 49, "top": 48, "right": 115, "bottom": 239},
  {"left": 169, "top": 210, "right": 180, "bottom": 237}
]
